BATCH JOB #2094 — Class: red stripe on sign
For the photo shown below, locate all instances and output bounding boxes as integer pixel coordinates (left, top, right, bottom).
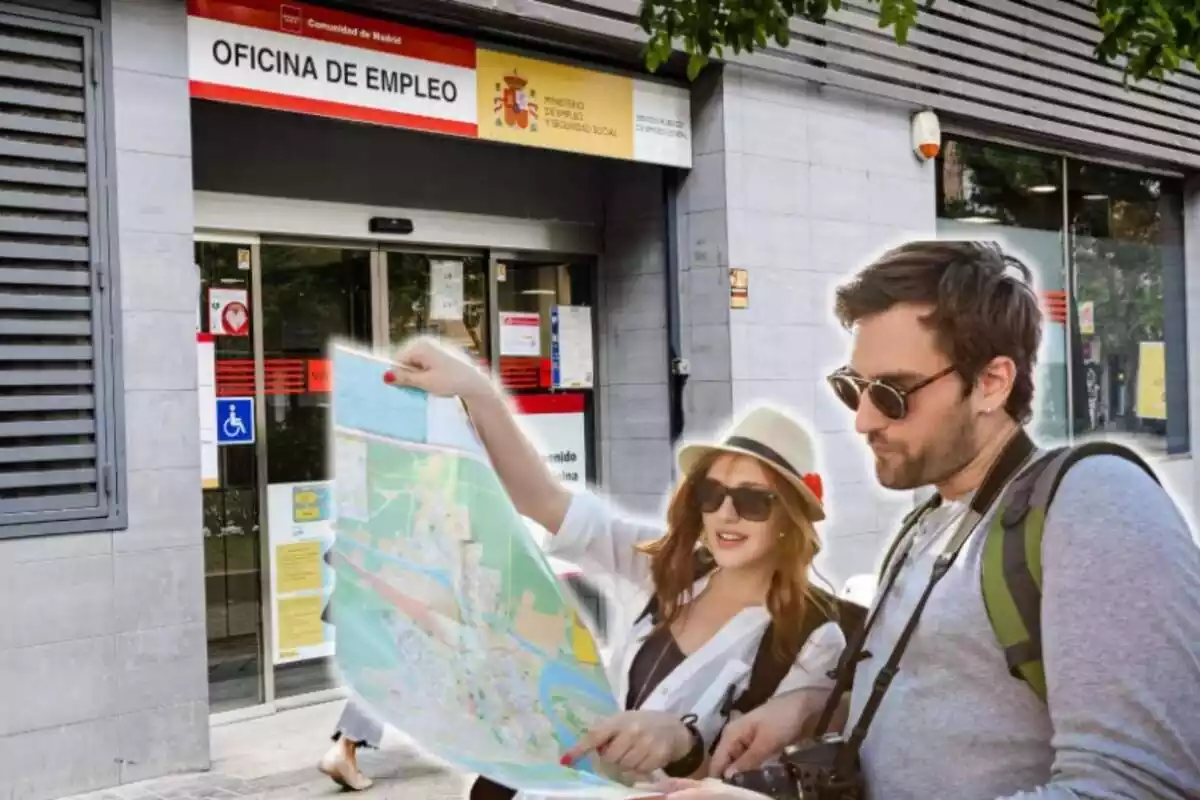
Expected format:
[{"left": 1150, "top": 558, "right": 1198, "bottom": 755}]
[
  {"left": 190, "top": 81, "right": 479, "bottom": 137},
  {"left": 197, "top": 333, "right": 215, "bottom": 343},
  {"left": 512, "top": 393, "right": 587, "bottom": 415},
  {"left": 187, "top": 0, "right": 477, "bottom": 68}
]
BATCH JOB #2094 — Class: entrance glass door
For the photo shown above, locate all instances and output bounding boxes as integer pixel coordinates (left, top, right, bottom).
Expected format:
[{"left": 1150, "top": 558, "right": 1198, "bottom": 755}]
[
  {"left": 260, "top": 243, "right": 371, "bottom": 700},
  {"left": 200, "top": 239, "right": 597, "bottom": 712},
  {"left": 198, "top": 240, "right": 264, "bottom": 714}
]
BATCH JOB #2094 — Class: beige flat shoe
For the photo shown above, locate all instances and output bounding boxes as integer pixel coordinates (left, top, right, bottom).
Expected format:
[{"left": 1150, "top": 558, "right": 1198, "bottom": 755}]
[{"left": 318, "top": 741, "right": 374, "bottom": 791}]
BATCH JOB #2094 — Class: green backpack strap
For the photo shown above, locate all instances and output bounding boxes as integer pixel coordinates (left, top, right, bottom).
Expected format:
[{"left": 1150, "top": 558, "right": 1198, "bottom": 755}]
[{"left": 981, "top": 441, "right": 1159, "bottom": 702}]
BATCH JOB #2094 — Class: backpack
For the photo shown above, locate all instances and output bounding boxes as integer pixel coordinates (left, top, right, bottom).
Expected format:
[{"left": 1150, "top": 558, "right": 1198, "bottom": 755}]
[
  {"left": 635, "top": 551, "right": 867, "bottom": 715},
  {"left": 878, "top": 440, "right": 1159, "bottom": 703}
]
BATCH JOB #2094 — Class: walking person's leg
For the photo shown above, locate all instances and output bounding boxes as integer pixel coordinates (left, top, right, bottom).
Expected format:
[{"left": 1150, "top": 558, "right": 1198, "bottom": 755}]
[{"left": 319, "top": 699, "right": 385, "bottom": 791}]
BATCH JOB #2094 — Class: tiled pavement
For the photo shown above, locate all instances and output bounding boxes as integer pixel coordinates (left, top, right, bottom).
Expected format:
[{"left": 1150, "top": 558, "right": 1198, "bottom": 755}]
[{"left": 58, "top": 701, "right": 469, "bottom": 800}]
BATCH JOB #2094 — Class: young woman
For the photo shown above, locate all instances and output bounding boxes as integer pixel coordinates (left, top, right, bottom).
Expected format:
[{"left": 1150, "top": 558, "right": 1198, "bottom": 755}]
[{"left": 318, "top": 337, "right": 849, "bottom": 797}]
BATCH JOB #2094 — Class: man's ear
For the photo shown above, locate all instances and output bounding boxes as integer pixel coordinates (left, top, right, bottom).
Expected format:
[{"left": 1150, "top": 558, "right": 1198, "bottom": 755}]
[{"left": 973, "top": 356, "right": 1015, "bottom": 415}]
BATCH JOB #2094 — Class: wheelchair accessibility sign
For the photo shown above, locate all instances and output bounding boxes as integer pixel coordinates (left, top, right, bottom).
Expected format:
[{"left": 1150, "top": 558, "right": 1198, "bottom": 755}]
[{"left": 217, "top": 397, "right": 255, "bottom": 446}]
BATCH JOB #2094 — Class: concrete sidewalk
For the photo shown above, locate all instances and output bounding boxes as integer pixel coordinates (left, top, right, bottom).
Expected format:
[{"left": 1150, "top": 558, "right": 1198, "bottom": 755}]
[{"left": 60, "top": 700, "right": 468, "bottom": 800}]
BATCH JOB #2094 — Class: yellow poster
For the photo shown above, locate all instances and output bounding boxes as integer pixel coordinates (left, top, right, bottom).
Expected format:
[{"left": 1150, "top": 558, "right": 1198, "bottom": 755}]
[
  {"left": 277, "top": 594, "right": 326, "bottom": 657},
  {"left": 476, "top": 48, "right": 634, "bottom": 160},
  {"left": 275, "top": 540, "right": 323, "bottom": 594},
  {"left": 1136, "top": 341, "right": 1166, "bottom": 421}
]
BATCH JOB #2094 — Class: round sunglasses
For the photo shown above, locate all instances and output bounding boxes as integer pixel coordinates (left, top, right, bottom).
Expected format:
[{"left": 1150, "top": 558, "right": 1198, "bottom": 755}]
[
  {"left": 694, "top": 478, "right": 776, "bottom": 522},
  {"left": 826, "top": 365, "right": 956, "bottom": 421}
]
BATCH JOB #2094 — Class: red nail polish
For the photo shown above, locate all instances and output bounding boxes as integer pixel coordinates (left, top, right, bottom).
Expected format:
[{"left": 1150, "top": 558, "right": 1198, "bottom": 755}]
[
  {"left": 559, "top": 755, "right": 572, "bottom": 766},
  {"left": 382, "top": 371, "right": 396, "bottom": 384}
]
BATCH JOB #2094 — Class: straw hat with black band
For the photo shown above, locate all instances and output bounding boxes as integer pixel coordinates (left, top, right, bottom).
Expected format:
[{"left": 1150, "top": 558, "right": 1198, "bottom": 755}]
[{"left": 677, "top": 404, "right": 826, "bottom": 522}]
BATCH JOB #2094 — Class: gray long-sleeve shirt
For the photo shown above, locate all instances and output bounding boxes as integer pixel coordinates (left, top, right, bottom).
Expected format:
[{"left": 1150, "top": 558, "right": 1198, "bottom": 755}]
[{"left": 847, "top": 454, "right": 1200, "bottom": 800}]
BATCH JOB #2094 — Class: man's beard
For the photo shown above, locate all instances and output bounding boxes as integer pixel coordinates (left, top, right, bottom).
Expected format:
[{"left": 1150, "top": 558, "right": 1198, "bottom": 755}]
[{"left": 870, "top": 406, "right": 979, "bottom": 491}]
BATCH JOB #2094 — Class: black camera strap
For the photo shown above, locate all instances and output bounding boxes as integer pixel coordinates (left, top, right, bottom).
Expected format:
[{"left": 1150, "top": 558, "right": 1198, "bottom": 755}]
[{"left": 821, "top": 429, "right": 1037, "bottom": 778}]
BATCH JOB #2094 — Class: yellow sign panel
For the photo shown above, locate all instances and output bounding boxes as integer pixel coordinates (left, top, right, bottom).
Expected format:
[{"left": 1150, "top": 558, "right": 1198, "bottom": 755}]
[
  {"left": 476, "top": 48, "right": 634, "bottom": 160},
  {"left": 275, "top": 541, "right": 323, "bottom": 594},
  {"left": 1136, "top": 341, "right": 1166, "bottom": 421},
  {"left": 277, "top": 594, "right": 326, "bottom": 657}
]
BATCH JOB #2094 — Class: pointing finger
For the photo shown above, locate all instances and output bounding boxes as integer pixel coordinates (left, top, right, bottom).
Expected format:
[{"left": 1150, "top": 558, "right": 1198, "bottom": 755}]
[{"left": 562, "top": 722, "right": 616, "bottom": 765}]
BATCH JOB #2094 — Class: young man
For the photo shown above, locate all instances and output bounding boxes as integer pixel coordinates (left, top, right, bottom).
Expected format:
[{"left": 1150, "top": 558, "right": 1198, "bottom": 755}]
[{"left": 667, "top": 240, "right": 1200, "bottom": 799}]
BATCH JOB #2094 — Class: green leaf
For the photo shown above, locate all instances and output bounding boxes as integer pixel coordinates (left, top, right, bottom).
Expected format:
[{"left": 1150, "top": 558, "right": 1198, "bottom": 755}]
[{"left": 637, "top": 0, "right": 1193, "bottom": 84}]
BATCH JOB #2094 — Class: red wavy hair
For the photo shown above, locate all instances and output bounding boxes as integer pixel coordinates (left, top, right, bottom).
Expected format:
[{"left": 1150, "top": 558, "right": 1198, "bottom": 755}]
[{"left": 634, "top": 451, "right": 826, "bottom": 660}]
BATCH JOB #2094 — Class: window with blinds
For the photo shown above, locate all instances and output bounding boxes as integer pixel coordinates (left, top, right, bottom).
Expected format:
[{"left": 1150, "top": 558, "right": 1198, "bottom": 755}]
[{"left": 0, "top": 6, "right": 121, "bottom": 537}]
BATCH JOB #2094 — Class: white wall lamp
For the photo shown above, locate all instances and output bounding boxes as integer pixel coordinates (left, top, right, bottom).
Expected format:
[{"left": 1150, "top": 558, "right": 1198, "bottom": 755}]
[{"left": 911, "top": 109, "right": 941, "bottom": 161}]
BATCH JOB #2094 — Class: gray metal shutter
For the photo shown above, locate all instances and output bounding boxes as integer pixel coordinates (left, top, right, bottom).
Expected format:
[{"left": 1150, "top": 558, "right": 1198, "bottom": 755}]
[{"left": 0, "top": 9, "right": 118, "bottom": 536}]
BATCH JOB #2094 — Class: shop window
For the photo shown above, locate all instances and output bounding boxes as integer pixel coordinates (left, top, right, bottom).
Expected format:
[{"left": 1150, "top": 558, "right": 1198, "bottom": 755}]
[
  {"left": 936, "top": 138, "right": 1070, "bottom": 442},
  {"left": 937, "top": 137, "right": 1189, "bottom": 455},
  {"left": 1068, "top": 164, "right": 1188, "bottom": 455}
]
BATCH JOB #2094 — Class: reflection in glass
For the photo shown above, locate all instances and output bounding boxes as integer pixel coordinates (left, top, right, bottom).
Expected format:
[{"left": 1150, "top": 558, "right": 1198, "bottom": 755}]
[
  {"left": 1068, "top": 164, "right": 1188, "bottom": 455},
  {"left": 196, "top": 241, "right": 264, "bottom": 713},
  {"left": 260, "top": 245, "right": 372, "bottom": 700},
  {"left": 386, "top": 252, "right": 487, "bottom": 356},
  {"left": 936, "top": 138, "right": 1069, "bottom": 442}
]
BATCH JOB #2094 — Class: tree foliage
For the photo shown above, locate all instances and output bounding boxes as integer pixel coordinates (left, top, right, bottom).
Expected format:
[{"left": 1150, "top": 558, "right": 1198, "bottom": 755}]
[{"left": 639, "top": 0, "right": 1200, "bottom": 82}]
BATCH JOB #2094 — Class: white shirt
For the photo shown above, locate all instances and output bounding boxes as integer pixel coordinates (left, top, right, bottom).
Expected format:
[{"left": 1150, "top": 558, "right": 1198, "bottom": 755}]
[{"left": 545, "top": 490, "right": 846, "bottom": 753}]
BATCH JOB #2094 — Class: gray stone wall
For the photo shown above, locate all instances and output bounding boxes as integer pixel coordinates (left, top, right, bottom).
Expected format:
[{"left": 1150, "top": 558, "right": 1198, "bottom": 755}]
[
  {"left": 676, "top": 64, "right": 936, "bottom": 589},
  {"left": 0, "top": 1, "right": 207, "bottom": 798},
  {"left": 597, "top": 163, "right": 673, "bottom": 517}
]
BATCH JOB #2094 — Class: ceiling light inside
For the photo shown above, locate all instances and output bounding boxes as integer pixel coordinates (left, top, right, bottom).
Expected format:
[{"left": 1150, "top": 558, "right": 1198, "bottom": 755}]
[
  {"left": 957, "top": 215, "right": 1001, "bottom": 224},
  {"left": 1027, "top": 184, "right": 1058, "bottom": 194}
]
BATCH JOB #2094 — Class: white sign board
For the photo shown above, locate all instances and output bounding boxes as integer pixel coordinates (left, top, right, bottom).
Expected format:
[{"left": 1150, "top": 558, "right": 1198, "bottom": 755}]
[
  {"left": 516, "top": 402, "right": 587, "bottom": 487},
  {"left": 267, "top": 481, "right": 337, "bottom": 665},
  {"left": 209, "top": 287, "right": 250, "bottom": 337},
  {"left": 499, "top": 311, "right": 541, "bottom": 357},
  {"left": 197, "top": 334, "right": 219, "bottom": 489},
  {"left": 551, "top": 305, "right": 594, "bottom": 389}
]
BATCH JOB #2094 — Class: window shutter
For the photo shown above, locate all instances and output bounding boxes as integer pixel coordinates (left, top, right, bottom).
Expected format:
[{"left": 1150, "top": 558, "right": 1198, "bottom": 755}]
[{"left": 0, "top": 9, "right": 119, "bottom": 536}]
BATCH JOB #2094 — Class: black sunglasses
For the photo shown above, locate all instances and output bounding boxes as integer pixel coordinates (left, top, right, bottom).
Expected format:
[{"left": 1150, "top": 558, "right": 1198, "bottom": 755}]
[
  {"left": 827, "top": 365, "right": 957, "bottom": 421},
  {"left": 694, "top": 478, "right": 776, "bottom": 522}
]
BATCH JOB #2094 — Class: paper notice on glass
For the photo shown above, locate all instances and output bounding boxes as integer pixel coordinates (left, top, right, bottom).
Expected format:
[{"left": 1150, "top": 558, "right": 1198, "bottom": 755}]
[
  {"left": 552, "top": 306, "right": 594, "bottom": 389},
  {"left": 197, "top": 334, "right": 219, "bottom": 489},
  {"left": 500, "top": 311, "right": 541, "bottom": 356},
  {"left": 429, "top": 260, "right": 464, "bottom": 321}
]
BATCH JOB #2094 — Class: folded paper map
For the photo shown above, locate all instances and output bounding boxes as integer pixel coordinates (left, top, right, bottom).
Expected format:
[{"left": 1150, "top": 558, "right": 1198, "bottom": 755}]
[{"left": 328, "top": 343, "right": 657, "bottom": 798}]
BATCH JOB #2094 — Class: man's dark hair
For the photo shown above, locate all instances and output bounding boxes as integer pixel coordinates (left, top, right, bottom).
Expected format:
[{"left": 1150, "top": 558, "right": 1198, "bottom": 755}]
[{"left": 833, "top": 239, "right": 1043, "bottom": 423}]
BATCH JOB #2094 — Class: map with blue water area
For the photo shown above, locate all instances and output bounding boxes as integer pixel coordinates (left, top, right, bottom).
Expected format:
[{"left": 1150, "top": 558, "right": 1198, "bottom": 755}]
[{"left": 329, "top": 343, "right": 655, "bottom": 798}]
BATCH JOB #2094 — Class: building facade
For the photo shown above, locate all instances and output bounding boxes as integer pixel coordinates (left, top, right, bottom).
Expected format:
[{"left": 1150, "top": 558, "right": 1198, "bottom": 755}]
[{"left": 0, "top": 0, "right": 1196, "bottom": 797}]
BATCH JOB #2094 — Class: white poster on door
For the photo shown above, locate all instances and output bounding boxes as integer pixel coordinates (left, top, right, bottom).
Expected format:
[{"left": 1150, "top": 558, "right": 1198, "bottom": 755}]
[
  {"left": 499, "top": 311, "right": 541, "bottom": 356},
  {"left": 551, "top": 305, "right": 594, "bottom": 389},
  {"left": 267, "top": 482, "right": 337, "bottom": 665},
  {"left": 429, "top": 259, "right": 464, "bottom": 321},
  {"left": 209, "top": 287, "right": 250, "bottom": 337},
  {"left": 197, "top": 334, "right": 219, "bottom": 489}
]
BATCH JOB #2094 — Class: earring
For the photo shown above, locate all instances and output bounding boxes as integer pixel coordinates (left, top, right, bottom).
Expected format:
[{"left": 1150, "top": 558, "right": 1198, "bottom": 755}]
[{"left": 778, "top": 531, "right": 785, "bottom": 539}]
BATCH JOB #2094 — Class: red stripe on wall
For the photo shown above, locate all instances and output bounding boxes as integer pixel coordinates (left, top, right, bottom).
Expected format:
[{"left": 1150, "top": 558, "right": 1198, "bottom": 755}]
[
  {"left": 187, "top": 0, "right": 477, "bottom": 68},
  {"left": 189, "top": 81, "right": 478, "bottom": 137},
  {"left": 512, "top": 393, "right": 586, "bottom": 415}
]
